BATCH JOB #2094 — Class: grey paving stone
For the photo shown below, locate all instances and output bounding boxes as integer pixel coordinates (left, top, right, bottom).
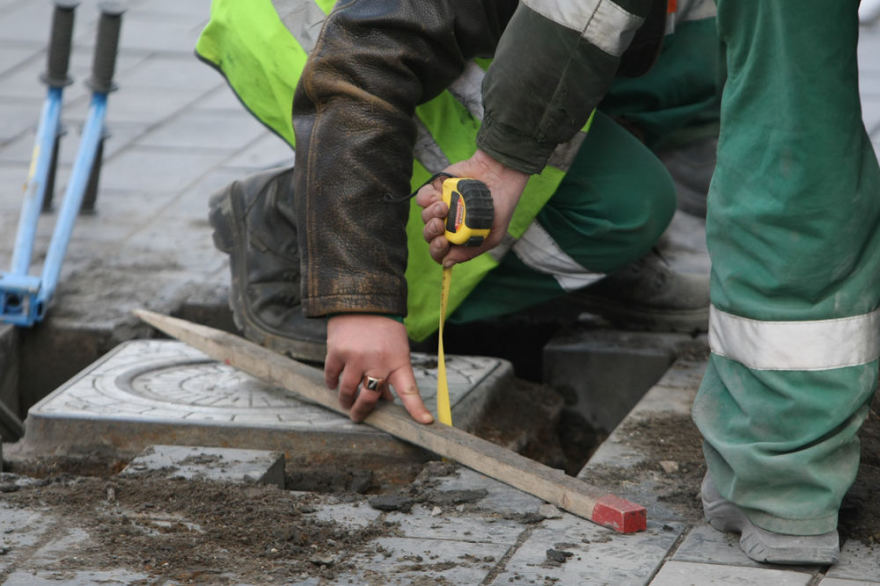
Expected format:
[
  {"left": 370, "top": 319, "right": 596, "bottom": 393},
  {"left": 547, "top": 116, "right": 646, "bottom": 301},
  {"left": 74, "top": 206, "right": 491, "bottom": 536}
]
[
  {"left": 0, "top": 504, "right": 54, "bottom": 571},
  {"left": 820, "top": 579, "right": 880, "bottom": 586},
  {"left": 72, "top": 11, "right": 206, "bottom": 56},
  {"left": 2, "top": 570, "right": 152, "bottom": 585},
  {"left": 492, "top": 516, "right": 683, "bottom": 585},
  {"left": 650, "top": 560, "right": 813, "bottom": 586},
  {"left": 25, "top": 526, "right": 91, "bottom": 565},
  {"left": 338, "top": 536, "right": 505, "bottom": 585},
  {"left": 0, "top": 101, "right": 40, "bottom": 144},
  {"left": 385, "top": 504, "right": 524, "bottom": 544},
  {"left": 425, "top": 466, "right": 545, "bottom": 517},
  {"left": 223, "top": 133, "right": 294, "bottom": 171},
  {"left": 115, "top": 55, "right": 224, "bottom": 92},
  {"left": 0, "top": 45, "right": 38, "bottom": 76},
  {"left": 127, "top": 0, "right": 212, "bottom": 19},
  {"left": 825, "top": 540, "right": 880, "bottom": 582},
  {"left": 673, "top": 524, "right": 760, "bottom": 567},
  {"left": 305, "top": 501, "right": 382, "bottom": 529},
  {"left": 579, "top": 357, "right": 706, "bottom": 523},
  {"left": 671, "top": 524, "right": 822, "bottom": 577},
  {"left": 98, "top": 147, "right": 227, "bottom": 192},
  {"left": 137, "top": 109, "right": 267, "bottom": 151},
  {"left": 120, "top": 444, "right": 285, "bottom": 487},
  {"left": 0, "top": 2, "right": 54, "bottom": 44},
  {"left": 63, "top": 87, "right": 204, "bottom": 126}
]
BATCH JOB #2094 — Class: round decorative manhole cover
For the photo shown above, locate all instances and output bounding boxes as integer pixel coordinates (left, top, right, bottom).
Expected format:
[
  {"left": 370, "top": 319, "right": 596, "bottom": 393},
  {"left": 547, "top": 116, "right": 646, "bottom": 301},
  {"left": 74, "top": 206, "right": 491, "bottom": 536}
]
[{"left": 124, "top": 361, "right": 294, "bottom": 408}]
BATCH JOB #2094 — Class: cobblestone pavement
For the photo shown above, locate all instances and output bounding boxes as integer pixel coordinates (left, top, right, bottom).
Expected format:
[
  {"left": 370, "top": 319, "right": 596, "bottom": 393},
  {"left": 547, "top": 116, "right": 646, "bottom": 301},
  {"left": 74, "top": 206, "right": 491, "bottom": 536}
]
[{"left": 0, "top": 1, "right": 879, "bottom": 584}]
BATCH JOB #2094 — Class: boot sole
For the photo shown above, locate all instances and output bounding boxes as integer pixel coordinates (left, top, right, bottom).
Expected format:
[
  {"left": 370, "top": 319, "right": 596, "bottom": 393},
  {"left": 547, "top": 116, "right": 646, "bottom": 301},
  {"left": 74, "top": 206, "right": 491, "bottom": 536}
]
[{"left": 209, "top": 187, "right": 327, "bottom": 363}]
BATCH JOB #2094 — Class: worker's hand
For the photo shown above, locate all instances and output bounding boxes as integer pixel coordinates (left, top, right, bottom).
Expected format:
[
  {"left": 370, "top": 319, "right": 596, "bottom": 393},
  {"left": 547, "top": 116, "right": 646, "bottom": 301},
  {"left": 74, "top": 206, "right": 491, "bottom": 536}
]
[
  {"left": 416, "top": 149, "right": 529, "bottom": 267},
  {"left": 324, "top": 314, "right": 434, "bottom": 425}
]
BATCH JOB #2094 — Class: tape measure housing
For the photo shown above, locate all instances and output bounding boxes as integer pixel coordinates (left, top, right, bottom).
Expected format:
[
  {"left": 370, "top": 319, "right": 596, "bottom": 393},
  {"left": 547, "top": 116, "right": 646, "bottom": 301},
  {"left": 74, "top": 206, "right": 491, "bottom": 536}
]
[{"left": 442, "top": 178, "right": 493, "bottom": 246}]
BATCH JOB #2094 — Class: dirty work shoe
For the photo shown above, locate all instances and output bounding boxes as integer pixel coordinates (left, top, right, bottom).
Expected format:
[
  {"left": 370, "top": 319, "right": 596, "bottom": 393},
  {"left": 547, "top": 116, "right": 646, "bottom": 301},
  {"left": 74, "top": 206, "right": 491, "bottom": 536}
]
[
  {"left": 656, "top": 135, "right": 717, "bottom": 218},
  {"left": 569, "top": 249, "right": 709, "bottom": 333},
  {"left": 701, "top": 474, "right": 840, "bottom": 565},
  {"left": 209, "top": 166, "right": 327, "bottom": 363}
]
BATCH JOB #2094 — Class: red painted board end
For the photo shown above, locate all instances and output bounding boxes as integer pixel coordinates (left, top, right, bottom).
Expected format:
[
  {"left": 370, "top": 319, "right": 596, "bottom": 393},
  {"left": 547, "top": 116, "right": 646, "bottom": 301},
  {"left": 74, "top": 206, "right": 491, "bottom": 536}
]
[{"left": 592, "top": 494, "right": 647, "bottom": 533}]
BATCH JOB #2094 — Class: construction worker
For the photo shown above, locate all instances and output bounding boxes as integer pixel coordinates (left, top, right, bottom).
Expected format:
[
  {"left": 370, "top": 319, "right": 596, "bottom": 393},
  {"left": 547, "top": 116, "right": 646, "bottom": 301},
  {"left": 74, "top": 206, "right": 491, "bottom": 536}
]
[
  {"left": 418, "top": 0, "right": 880, "bottom": 567},
  {"left": 198, "top": 0, "right": 714, "bottom": 423}
]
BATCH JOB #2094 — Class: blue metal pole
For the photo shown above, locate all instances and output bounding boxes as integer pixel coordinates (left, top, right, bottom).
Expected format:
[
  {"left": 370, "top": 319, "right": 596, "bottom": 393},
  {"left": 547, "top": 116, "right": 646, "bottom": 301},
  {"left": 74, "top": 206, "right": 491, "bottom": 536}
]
[
  {"left": 9, "top": 87, "right": 63, "bottom": 277},
  {"left": 36, "top": 93, "right": 107, "bottom": 313}
]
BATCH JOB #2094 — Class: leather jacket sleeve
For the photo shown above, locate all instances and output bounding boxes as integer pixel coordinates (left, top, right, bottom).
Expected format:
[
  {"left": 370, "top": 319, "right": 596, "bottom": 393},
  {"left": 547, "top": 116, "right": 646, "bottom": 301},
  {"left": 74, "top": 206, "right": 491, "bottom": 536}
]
[{"left": 293, "top": 0, "right": 517, "bottom": 318}]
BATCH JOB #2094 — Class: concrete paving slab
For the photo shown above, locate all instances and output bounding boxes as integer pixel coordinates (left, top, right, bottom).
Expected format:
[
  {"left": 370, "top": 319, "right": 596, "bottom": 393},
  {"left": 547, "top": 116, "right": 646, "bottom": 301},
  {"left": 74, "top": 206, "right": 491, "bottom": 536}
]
[
  {"left": 650, "top": 560, "right": 813, "bottom": 586},
  {"left": 223, "top": 133, "right": 294, "bottom": 171},
  {"left": 138, "top": 109, "right": 266, "bottom": 152},
  {"left": 305, "top": 501, "right": 382, "bottom": 529},
  {"left": 2, "top": 569, "right": 153, "bottom": 585},
  {"left": 0, "top": 504, "right": 54, "bottom": 571},
  {"left": 820, "top": 579, "right": 880, "bottom": 586},
  {"left": 98, "top": 146, "right": 228, "bottom": 192},
  {"left": 579, "top": 356, "right": 706, "bottom": 523},
  {"left": 0, "top": 2, "right": 62, "bottom": 44},
  {"left": 0, "top": 46, "right": 37, "bottom": 77},
  {"left": 673, "top": 524, "right": 767, "bottom": 568},
  {"left": 115, "top": 55, "right": 224, "bottom": 92},
  {"left": 120, "top": 444, "right": 286, "bottom": 487},
  {"left": 671, "top": 524, "right": 822, "bottom": 577},
  {"left": 339, "top": 536, "right": 506, "bottom": 585},
  {"left": 385, "top": 504, "right": 524, "bottom": 544},
  {"left": 127, "top": 0, "right": 212, "bottom": 20},
  {"left": 0, "top": 101, "right": 41, "bottom": 144},
  {"left": 492, "top": 516, "right": 684, "bottom": 585},
  {"left": 18, "top": 339, "right": 511, "bottom": 463},
  {"left": 826, "top": 541, "right": 880, "bottom": 583},
  {"left": 426, "top": 466, "right": 545, "bottom": 517}
]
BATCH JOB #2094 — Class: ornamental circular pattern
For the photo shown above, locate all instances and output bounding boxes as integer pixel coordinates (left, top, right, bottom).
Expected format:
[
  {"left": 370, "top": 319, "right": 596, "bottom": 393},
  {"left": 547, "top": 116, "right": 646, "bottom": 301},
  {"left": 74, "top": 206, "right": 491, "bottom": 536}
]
[{"left": 126, "top": 362, "right": 293, "bottom": 408}]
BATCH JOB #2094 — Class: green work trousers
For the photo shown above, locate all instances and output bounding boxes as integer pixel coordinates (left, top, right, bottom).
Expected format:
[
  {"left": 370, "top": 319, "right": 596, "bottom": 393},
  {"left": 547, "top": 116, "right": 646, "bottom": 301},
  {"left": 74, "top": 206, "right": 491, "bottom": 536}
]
[{"left": 692, "top": 0, "right": 880, "bottom": 534}]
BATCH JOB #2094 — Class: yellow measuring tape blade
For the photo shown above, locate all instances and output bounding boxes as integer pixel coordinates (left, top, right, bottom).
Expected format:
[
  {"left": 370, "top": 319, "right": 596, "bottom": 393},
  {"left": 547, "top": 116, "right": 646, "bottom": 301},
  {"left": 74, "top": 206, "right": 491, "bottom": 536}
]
[{"left": 436, "top": 265, "right": 453, "bottom": 426}]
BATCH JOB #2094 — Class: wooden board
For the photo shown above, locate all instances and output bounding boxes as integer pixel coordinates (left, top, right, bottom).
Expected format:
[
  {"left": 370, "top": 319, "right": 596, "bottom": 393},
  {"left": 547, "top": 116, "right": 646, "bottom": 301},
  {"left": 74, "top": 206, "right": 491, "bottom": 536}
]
[{"left": 134, "top": 309, "right": 646, "bottom": 533}]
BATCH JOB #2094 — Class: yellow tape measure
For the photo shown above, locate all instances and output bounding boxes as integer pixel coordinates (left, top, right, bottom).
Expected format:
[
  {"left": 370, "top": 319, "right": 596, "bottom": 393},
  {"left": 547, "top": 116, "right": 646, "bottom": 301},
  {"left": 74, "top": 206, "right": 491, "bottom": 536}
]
[{"left": 436, "top": 177, "right": 494, "bottom": 426}]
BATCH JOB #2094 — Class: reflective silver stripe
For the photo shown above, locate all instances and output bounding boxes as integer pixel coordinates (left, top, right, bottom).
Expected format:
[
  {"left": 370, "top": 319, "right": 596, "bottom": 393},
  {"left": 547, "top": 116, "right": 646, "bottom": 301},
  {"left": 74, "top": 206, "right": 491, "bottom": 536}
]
[
  {"left": 709, "top": 306, "right": 880, "bottom": 371},
  {"left": 512, "top": 222, "right": 604, "bottom": 291},
  {"left": 675, "top": 0, "right": 717, "bottom": 23},
  {"left": 547, "top": 131, "right": 586, "bottom": 172},
  {"left": 272, "top": 0, "right": 326, "bottom": 53},
  {"left": 414, "top": 120, "right": 450, "bottom": 173},
  {"left": 447, "top": 62, "right": 485, "bottom": 121},
  {"left": 488, "top": 232, "right": 517, "bottom": 263},
  {"left": 524, "top": 0, "right": 644, "bottom": 57}
]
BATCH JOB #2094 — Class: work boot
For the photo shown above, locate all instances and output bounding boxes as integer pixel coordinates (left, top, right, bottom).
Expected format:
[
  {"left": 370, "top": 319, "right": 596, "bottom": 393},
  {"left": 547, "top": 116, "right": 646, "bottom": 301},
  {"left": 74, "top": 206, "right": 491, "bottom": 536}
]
[
  {"left": 656, "top": 135, "right": 717, "bottom": 218},
  {"left": 701, "top": 474, "right": 840, "bottom": 566},
  {"left": 209, "top": 166, "right": 327, "bottom": 363},
  {"left": 569, "top": 249, "right": 709, "bottom": 333}
]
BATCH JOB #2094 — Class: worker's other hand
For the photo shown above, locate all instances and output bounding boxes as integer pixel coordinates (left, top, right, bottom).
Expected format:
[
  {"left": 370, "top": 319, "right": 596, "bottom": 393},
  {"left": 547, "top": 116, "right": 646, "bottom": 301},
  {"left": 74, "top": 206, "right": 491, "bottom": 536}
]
[
  {"left": 416, "top": 149, "right": 529, "bottom": 267},
  {"left": 324, "top": 314, "right": 434, "bottom": 425}
]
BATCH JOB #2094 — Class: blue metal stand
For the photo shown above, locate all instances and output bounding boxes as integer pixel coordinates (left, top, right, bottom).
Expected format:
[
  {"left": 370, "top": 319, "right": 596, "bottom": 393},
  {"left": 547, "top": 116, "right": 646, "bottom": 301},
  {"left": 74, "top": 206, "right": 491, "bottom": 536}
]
[{"left": 0, "top": 1, "right": 124, "bottom": 326}]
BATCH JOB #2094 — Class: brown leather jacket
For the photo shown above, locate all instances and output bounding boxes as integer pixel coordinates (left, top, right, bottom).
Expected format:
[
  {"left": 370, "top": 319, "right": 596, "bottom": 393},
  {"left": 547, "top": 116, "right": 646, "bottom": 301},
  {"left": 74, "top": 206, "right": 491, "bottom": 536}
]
[{"left": 293, "top": 0, "right": 663, "bottom": 319}]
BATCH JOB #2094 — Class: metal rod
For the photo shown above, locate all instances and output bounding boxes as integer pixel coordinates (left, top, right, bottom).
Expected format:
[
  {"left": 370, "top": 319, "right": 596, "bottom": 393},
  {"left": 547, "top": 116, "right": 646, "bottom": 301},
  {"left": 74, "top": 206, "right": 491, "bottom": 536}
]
[
  {"left": 36, "top": 94, "right": 107, "bottom": 311},
  {"left": 9, "top": 87, "right": 64, "bottom": 277}
]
